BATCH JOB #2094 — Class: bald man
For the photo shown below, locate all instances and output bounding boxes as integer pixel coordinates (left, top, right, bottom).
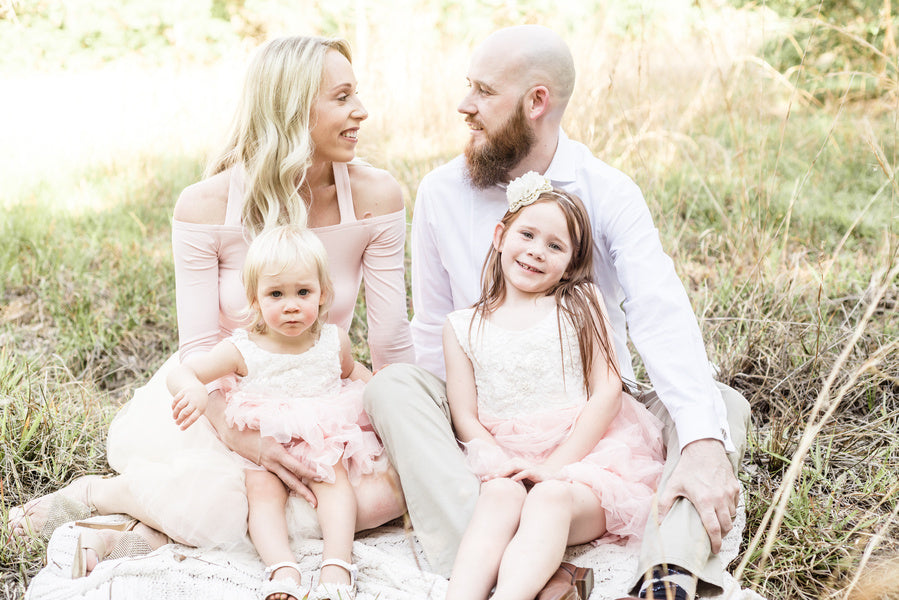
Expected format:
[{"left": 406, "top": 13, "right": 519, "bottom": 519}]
[{"left": 365, "top": 25, "right": 750, "bottom": 600}]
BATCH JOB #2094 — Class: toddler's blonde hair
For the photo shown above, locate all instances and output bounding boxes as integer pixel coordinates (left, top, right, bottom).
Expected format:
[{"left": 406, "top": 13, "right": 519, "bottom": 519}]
[{"left": 242, "top": 225, "right": 333, "bottom": 335}]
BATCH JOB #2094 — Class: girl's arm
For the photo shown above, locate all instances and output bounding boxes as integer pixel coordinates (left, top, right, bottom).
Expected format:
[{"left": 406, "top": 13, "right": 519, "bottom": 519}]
[
  {"left": 167, "top": 341, "right": 246, "bottom": 431},
  {"left": 515, "top": 288, "right": 623, "bottom": 481},
  {"left": 443, "top": 321, "right": 498, "bottom": 446},
  {"left": 338, "top": 328, "right": 372, "bottom": 382}
]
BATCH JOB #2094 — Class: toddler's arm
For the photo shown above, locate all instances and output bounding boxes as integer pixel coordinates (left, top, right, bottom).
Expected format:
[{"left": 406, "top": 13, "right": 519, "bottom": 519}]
[{"left": 166, "top": 340, "right": 246, "bottom": 430}]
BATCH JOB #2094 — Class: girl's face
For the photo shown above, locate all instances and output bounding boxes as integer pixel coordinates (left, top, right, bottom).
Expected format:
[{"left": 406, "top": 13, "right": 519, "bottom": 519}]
[
  {"left": 253, "top": 262, "right": 324, "bottom": 341},
  {"left": 310, "top": 50, "right": 368, "bottom": 164},
  {"left": 493, "top": 201, "right": 574, "bottom": 297}
]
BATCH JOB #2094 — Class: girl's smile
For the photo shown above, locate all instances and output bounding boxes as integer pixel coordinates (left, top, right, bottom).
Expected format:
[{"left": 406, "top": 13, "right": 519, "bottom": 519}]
[{"left": 493, "top": 201, "right": 573, "bottom": 297}]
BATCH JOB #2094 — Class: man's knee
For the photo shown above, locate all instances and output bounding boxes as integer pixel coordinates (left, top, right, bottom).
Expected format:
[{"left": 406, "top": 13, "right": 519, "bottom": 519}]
[
  {"left": 364, "top": 363, "right": 418, "bottom": 415},
  {"left": 719, "top": 384, "right": 750, "bottom": 428}
]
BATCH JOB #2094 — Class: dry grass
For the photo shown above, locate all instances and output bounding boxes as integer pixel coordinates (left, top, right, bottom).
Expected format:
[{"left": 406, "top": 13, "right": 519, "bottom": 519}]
[{"left": 2, "top": 2, "right": 898, "bottom": 600}]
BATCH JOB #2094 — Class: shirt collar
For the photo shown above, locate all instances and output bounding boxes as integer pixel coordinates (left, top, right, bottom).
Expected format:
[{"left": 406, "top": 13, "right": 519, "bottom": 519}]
[
  {"left": 491, "top": 128, "right": 577, "bottom": 192},
  {"left": 543, "top": 129, "right": 577, "bottom": 185}
]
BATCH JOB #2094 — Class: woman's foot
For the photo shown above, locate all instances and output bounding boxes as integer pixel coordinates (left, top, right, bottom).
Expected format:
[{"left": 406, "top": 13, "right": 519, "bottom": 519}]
[
  {"left": 261, "top": 562, "right": 305, "bottom": 600},
  {"left": 72, "top": 522, "right": 168, "bottom": 577},
  {"left": 9, "top": 475, "right": 101, "bottom": 540}
]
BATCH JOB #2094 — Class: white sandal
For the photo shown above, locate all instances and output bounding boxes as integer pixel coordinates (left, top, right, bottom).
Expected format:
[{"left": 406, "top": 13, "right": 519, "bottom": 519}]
[
  {"left": 260, "top": 561, "right": 306, "bottom": 600},
  {"left": 308, "top": 558, "right": 358, "bottom": 600}
]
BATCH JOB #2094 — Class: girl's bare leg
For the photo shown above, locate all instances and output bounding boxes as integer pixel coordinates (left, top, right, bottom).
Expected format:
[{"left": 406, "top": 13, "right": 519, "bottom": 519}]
[
  {"left": 245, "top": 469, "right": 302, "bottom": 589},
  {"left": 491, "top": 480, "right": 606, "bottom": 600},
  {"left": 445, "top": 478, "right": 527, "bottom": 600},
  {"left": 309, "top": 462, "right": 356, "bottom": 586}
]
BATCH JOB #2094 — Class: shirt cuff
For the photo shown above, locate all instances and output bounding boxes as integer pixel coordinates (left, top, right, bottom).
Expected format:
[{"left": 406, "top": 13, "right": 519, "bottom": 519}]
[{"left": 672, "top": 406, "right": 736, "bottom": 454}]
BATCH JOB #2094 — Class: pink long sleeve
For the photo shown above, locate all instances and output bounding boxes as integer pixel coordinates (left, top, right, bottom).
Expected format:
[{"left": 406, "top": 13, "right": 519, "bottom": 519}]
[
  {"left": 171, "top": 219, "right": 249, "bottom": 362},
  {"left": 360, "top": 210, "right": 415, "bottom": 369}
]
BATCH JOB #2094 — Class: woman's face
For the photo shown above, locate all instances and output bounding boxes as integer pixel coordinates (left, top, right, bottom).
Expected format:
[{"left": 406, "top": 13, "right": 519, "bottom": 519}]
[{"left": 310, "top": 50, "right": 368, "bottom": 164}]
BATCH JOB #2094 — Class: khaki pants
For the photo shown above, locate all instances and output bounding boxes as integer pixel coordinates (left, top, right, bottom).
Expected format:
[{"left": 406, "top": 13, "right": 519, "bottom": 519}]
[{"left": 364, "top": 363, "right": 750, "bottom": 593}]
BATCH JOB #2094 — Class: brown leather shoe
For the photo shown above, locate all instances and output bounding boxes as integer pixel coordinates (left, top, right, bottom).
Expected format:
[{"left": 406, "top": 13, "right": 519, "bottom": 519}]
[{"left": 536, "top": 562, "right": 594, "bottom": 599}]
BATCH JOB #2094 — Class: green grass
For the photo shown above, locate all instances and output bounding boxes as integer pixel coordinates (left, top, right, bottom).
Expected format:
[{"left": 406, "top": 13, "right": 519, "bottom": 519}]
[{"left": 2, "top": 2, "right": 898, "bottom": 600}]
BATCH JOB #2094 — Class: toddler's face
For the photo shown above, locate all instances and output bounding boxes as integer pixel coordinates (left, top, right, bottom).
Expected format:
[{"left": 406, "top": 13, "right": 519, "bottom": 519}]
[{"left": 254, "top": 262, "right": 324, "bottom": 339}]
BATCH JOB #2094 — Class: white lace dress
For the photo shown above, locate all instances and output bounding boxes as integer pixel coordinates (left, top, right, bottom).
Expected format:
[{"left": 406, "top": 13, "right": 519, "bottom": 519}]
[
  {"left": 222, "top": 324, "right": 386, "bottom": 485},
  {"left": 447, "top": 307, "right": 666, "bottom": 546}
]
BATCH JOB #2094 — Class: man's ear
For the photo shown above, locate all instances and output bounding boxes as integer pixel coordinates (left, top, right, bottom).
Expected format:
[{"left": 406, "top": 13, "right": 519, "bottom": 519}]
[
  {"left": 492, "top": 222, "right": 506, "bottom": 252},
  {"left": 524, "top": 85, "right": 550, "bottom": 120}
]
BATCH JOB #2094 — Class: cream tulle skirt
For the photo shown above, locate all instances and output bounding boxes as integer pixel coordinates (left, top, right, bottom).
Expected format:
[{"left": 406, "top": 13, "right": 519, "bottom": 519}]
[{"left": 106, "top": 354, "right": 323, "bottom": 550}]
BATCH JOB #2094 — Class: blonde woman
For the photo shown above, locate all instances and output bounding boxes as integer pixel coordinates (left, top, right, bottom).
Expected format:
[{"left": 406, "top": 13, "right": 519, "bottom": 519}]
[{"left": 11, "top": 36, "right": 412, "bottom": 585}]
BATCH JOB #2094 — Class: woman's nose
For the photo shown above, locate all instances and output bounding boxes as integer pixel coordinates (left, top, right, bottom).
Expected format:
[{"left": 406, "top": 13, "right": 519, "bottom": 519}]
[{"left": 352, "top": 96, "right": 368, "bottom": 120}]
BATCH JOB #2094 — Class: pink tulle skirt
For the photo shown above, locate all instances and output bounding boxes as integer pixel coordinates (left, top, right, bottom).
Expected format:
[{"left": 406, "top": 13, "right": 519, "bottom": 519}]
[
  {"left": 463, "top": 395, "right": 665, "bottom": 546},
  {"left": 223, "top": 377, "right": 385, "bottom": 485}
]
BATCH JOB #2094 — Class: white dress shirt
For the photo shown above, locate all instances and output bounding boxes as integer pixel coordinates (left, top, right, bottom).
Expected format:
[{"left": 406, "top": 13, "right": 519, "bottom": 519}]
[{"left": 410, "top": 130, "right": 733, "bottom": 452}]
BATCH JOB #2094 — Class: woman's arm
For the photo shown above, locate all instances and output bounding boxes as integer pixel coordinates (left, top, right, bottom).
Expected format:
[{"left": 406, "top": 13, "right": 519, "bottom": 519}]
[
  {"left": 351, "top": 165, "right": 415, "bottom": 369},
  {"left": 338, "top": 328, "right": 372, "bottom": 382},
  {"left": 443, "top": 321, "right": 497, "bottom": 446},
  {"left": 172, "top": 173, "right": 320, "bottom": 504}
]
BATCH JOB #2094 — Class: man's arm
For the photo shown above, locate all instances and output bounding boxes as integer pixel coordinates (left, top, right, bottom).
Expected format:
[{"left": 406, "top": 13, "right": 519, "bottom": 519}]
[
  {"left": 600, "top": 178, "right": 739, "bottom": 550},
  {"left": 410, "top": 178, "right": 456, "bottom": 378}
]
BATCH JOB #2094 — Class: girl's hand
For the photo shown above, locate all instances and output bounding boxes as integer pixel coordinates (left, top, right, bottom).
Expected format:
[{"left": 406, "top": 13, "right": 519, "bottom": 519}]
[
  {"left": 171, "top": 386, "right": 208, "bottom": 430},
  {"left": 511, "top": 462, "right": 564, "bottom": 484},
  {"left": 482, "top": 457, "right": 534, "bottom": 481}
]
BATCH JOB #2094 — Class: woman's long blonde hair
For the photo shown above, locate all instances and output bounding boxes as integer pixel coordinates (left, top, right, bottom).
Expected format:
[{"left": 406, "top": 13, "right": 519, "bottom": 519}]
[{"left": 206, "top": 36, "right": 352, "bottom": 236}]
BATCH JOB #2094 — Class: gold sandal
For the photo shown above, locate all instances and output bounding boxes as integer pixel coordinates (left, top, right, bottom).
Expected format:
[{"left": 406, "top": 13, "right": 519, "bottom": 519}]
[{"left": 70, "top": 521, "right": 155, "bottom": 578}]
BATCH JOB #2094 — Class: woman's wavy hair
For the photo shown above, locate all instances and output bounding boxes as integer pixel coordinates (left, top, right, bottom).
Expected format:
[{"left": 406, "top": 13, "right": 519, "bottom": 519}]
[
  {"left": 473, "top": 189, "right": 620, "bottom": 393},
  {"left": 206, "top": 36, "right": 353, "bottom": 237},
  {"left": 242, "top": 225, "right": 333, "bottom": 336}
]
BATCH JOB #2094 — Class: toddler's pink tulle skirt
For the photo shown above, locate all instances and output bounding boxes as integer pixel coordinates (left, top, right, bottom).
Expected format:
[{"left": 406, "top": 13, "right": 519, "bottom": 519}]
[
  {"left": 463, "top": 395, "right": 665, "bottom": 547},
  {"left": 222, "top": 377, "right": 385, "bottom": 486}
]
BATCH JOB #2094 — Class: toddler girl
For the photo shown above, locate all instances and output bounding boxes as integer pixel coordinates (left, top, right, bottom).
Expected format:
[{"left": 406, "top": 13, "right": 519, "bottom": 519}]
[
  {"left": 443, "top": 172, "right": 666, "bottom": 600},
  {"left": 168, "top": 225, "right": 385, "bottom": 600}
]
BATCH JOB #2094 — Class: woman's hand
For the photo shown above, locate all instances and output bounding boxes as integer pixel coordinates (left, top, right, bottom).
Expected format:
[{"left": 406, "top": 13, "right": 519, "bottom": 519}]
[
  {"left": 255, "top": 437, "right": 321, "bottom": 507},
  {"left": 203, "top": 390, "right": 320, "bottom": 507}
]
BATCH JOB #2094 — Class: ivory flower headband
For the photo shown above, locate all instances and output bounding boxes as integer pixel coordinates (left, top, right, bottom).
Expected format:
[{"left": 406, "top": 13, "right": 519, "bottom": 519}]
[{"left": 506, "top": 171, "right": 553, "bottom": 213}]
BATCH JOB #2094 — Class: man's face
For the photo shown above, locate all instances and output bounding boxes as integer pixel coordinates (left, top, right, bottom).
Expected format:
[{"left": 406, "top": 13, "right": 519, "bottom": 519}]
[
  {"left": 463, "top": 101, "right": 536, "bottom": 189},
  {"left": 458, "top": 54, "right": 536, "bottom": 188}
]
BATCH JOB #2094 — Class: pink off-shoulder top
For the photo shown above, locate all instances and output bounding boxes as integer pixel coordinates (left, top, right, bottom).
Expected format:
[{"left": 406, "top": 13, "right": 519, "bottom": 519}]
[{"left": 171, "top": 161, "right": 414, "bottom": 370}]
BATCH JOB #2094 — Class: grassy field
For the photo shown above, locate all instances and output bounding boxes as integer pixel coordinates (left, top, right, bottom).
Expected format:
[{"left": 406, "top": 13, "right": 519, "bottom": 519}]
[{"left": 2, "top": 2, "right": 898, "bottom": 599}]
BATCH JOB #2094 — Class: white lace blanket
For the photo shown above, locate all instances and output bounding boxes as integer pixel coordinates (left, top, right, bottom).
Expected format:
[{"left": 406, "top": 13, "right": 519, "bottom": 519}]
[{"left": 26, "top": 500, "right": 766, "bottom": 600}]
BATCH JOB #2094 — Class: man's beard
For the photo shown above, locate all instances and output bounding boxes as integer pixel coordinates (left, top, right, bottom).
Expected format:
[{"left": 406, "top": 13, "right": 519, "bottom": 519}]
[{"left": 464, "top": 102, "right": 536, "bottom": 189}]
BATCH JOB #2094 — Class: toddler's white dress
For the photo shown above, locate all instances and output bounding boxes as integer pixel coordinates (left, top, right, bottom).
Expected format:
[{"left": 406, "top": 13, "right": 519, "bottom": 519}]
[
  {"left": 447, "top": 307, "right": 666, "bottom": 546},
  {"left": 222, "top": 324, "right": 385, "bottom": 485}
]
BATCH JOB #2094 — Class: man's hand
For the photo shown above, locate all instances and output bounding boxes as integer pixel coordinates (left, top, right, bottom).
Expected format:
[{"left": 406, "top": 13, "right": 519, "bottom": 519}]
[{"left": 657, "top": 438, "right": 739, "bottom": 554}]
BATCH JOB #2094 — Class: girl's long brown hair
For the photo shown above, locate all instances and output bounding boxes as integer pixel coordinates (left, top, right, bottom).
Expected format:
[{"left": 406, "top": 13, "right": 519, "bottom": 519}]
[{"left": 472, "top": 190, "right": 620, "bottom": 394}]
